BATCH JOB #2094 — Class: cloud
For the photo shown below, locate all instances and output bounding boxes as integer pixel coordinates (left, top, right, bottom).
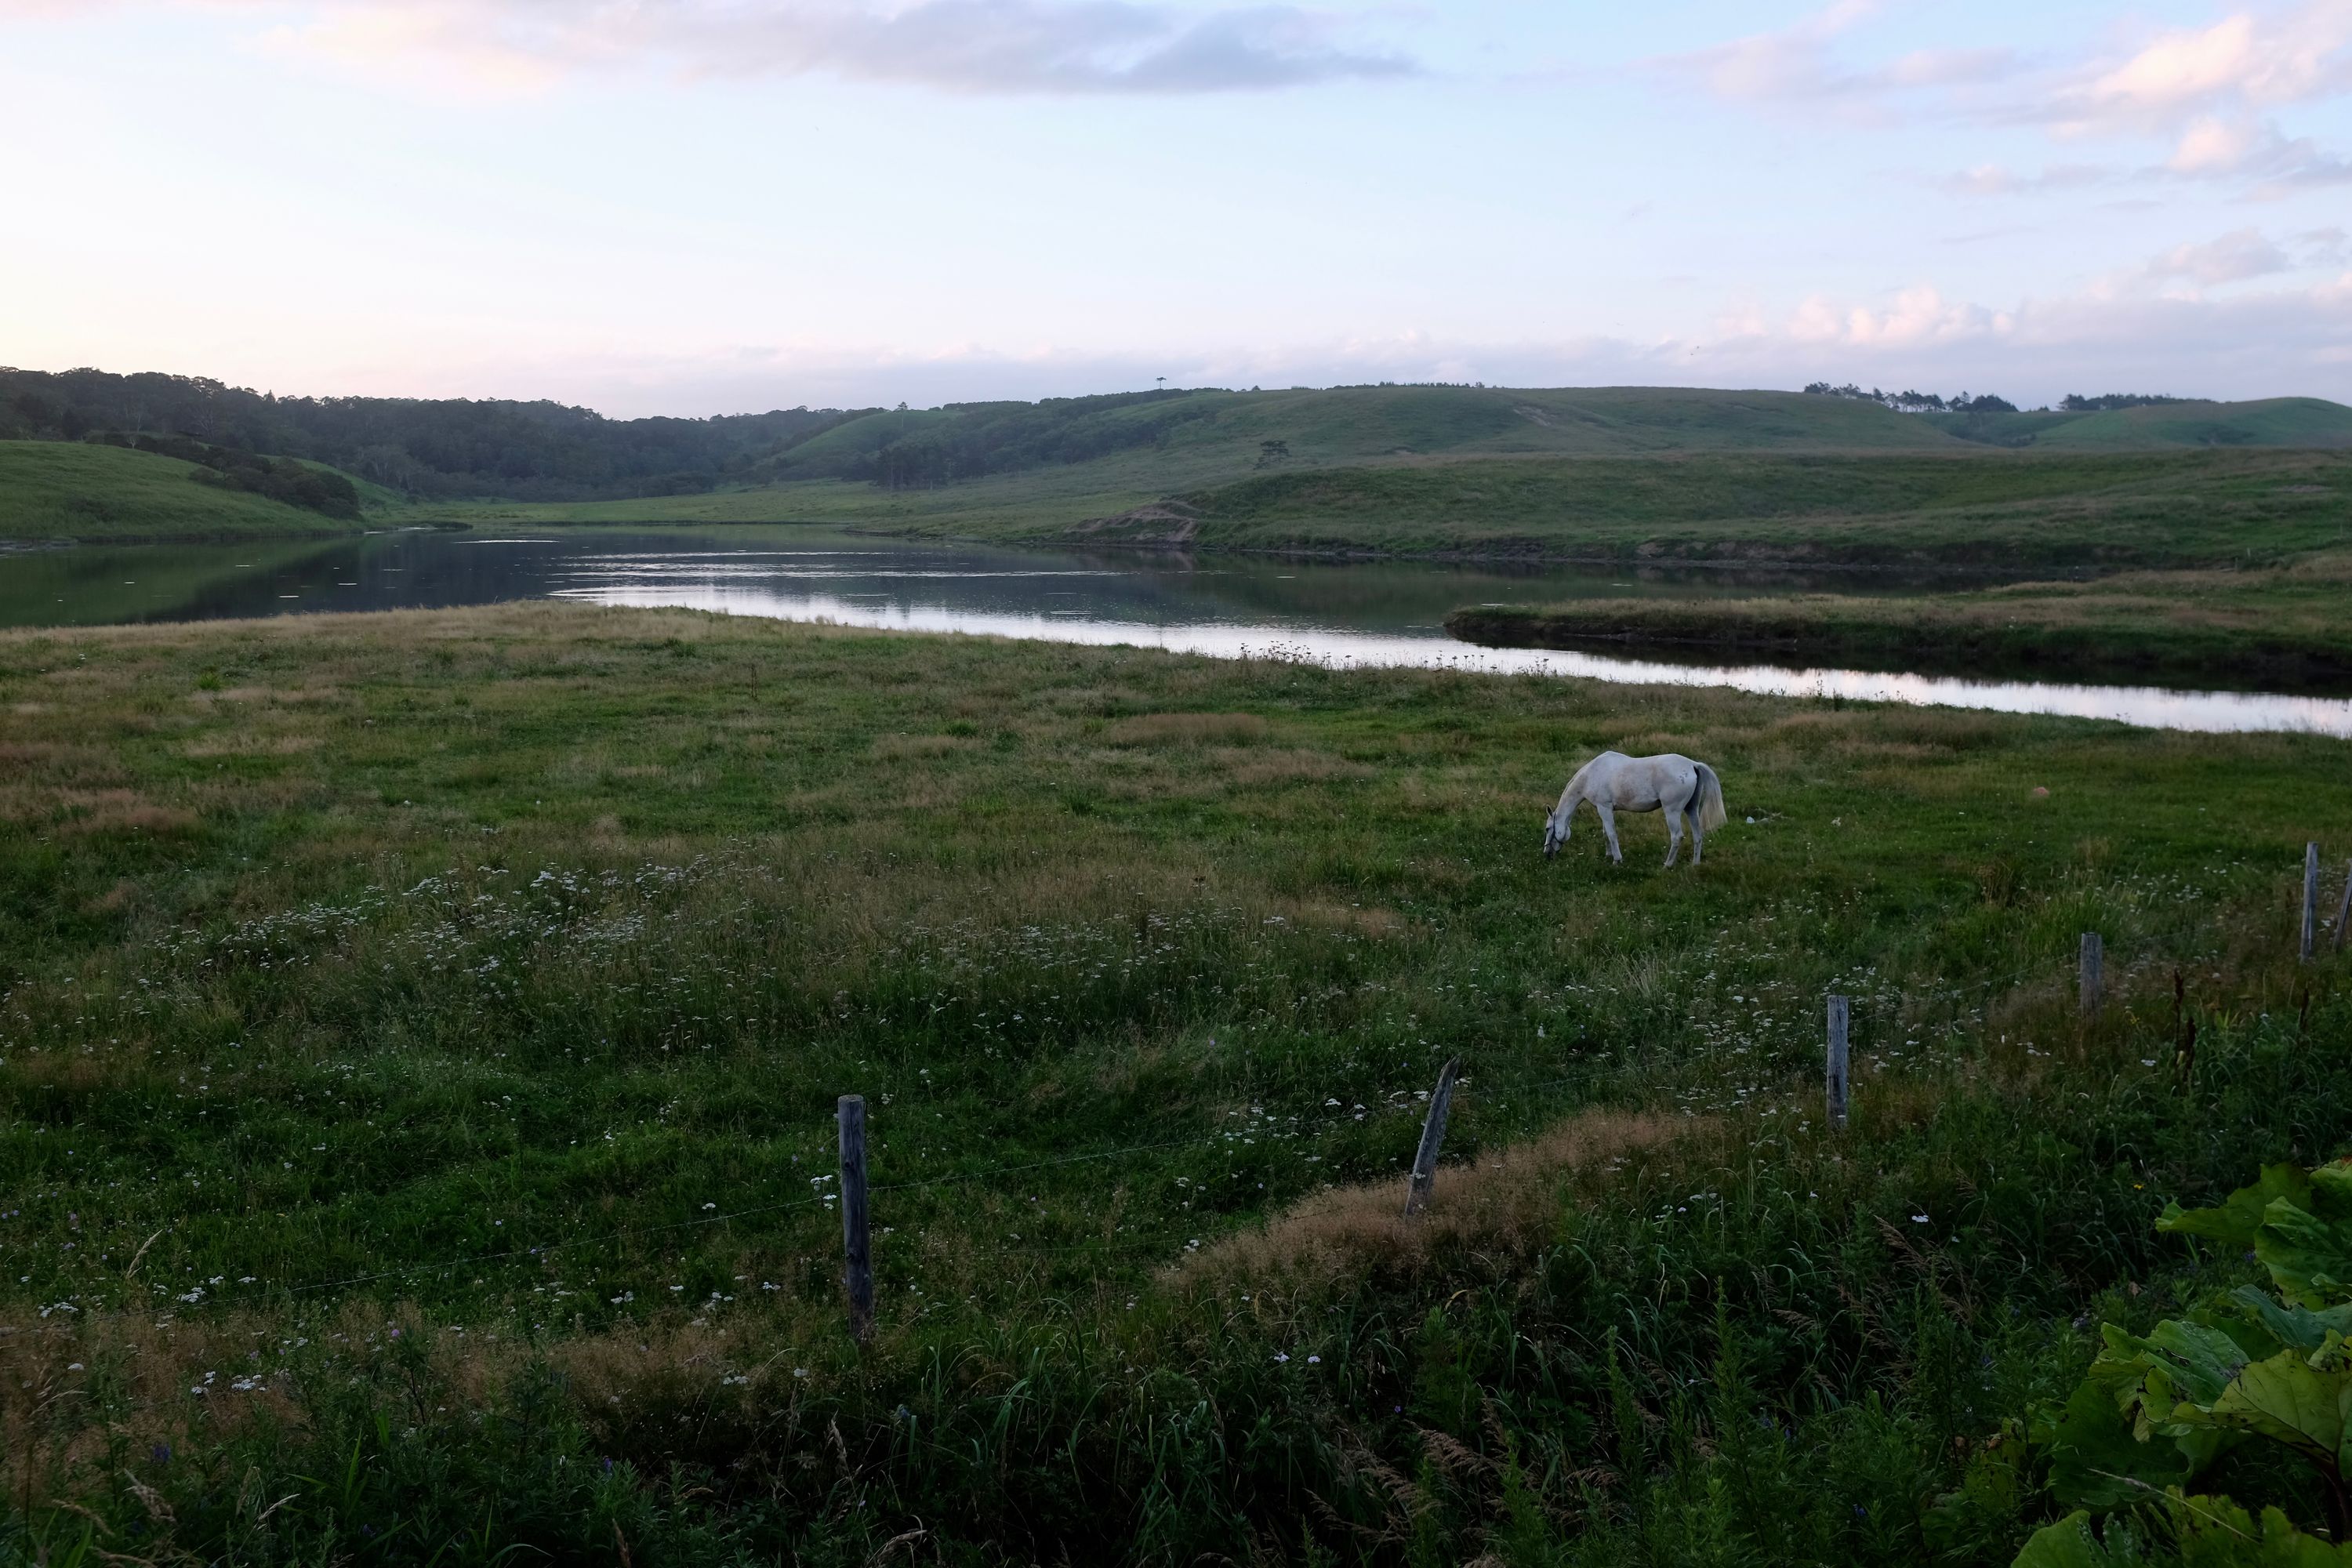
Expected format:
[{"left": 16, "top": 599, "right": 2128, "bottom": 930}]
[
  {"left": 1651, "top": 0, "right": 2016, "bottom": 117},
  {"left": 543, "top": 271, "right": 2352, "bottom": 413},
  {"left": 2161, "top": 115, "right": 2352, "bottom": 191},
  {"left": 1936, "top": 162, "right": 2111, "bottom": 195},
  {"left": 1782, "top": 285, "right": 2010, "bottom": 349},
  {"left": 2028, "top": 4, "right": 2352, "bottom": 187},
  {"left": 2145, "top": 227, "right": 2292, "bottom": 285},
  {"left": 1939, "top": 122, "right": 2352, "bottom": 199},
  {"left": 1651, "top": 1, "right": 2352, "bottom": 199},
  {"left": 2297, "top": 224, "right": 2350, "bottom": 263},
  {"left": 8, "top": 0, "right": 1421, "bottom": 94},
  {"left": 1666, "top": 269, "right": 2352, "bottom": 405},
  {"left": 2049, "top": 2, "right": 2352, "bottom": 137}
]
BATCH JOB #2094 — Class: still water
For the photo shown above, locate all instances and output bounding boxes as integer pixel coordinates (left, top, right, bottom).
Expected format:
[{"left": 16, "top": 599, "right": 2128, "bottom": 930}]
[{"left": 7, "top": 525, "right": 2350, "bottom": 739}]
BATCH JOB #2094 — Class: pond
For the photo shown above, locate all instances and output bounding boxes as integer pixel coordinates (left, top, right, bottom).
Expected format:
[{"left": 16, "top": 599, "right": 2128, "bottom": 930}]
[{"left": 6, "top": 525, "right": 2350, "bottom": 739}]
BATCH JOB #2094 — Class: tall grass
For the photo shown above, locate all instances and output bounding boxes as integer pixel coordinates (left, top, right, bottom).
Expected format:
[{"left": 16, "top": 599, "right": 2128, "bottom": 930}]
[{"left": 2, "top": 602, "right": 2348, "bottom": 1562}]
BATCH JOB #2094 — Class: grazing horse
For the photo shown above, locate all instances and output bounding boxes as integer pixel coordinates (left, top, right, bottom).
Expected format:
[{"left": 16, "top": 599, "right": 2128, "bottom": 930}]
[{"left": 1543, "top": 751, "right": 1726, "bottom": 867}]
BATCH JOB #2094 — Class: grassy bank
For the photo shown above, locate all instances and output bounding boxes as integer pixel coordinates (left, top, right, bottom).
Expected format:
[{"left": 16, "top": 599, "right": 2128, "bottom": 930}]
[
  {"left": 414, "top": 447, "right": 2352, "bottom": 573},
  {"left": 3, "top": 604, "right": 2350, "bottom": 1563},
  {"left": 0, "top": 441, "right": 371, "bottom": 543},
  {"left": 1446, "top": 555, "right": 2352, "bottom": 688},
  {"left": 1113, "top": 448, "right": 2352, "bottom": 568}
]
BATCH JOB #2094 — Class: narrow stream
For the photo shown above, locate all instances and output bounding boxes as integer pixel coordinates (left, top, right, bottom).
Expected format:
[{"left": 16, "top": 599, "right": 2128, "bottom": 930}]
[{"left": 7, "top": 526, "right": 2349, "bottom": 739}]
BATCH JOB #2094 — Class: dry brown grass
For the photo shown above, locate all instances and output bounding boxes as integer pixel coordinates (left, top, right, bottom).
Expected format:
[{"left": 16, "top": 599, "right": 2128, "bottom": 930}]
[
  {"left": 1220, "top": 747, "right": 1372, "bottom": 787},
  {"left": 1106, "top": 711, "right": 1270, "bottom": 747},
  {"left": 870, "top": 733, "right": 983, "bottom": 760},
  {"left": 1179, "top": 1108, "right": 1703, "bottom": 1288},
  {"left": 51, "top": 789, "right": 201, "bottom": 836}
]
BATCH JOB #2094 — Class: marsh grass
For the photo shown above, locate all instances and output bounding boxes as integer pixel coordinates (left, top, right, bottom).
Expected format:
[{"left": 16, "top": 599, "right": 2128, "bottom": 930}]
[
  {"left": 2, "top": 603, "right": 2349, "bottom": 1563},
  {"left": 1449, "top": 554, "right": 2352, "bottom": 688}
]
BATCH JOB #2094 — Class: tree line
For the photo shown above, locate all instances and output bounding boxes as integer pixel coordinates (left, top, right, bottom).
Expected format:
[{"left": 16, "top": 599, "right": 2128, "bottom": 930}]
[
  {"left": 1804, "top": 383, "right": 2193, "bottom": 415},
  {"left": 0, "top": 368, "right": 1240, "bottom": 500},
  {"left": 0, "top": 367, "right": 858, "bottom": 502},
  {"left": 90, "top": 430, "right": 365, "bottom": 520},
  {"left": 2055, "top": 392, "right": 2187, "bottom": 411},
  {"left": 1802, "top": 382, "right": 2021, "bottom": 413}
]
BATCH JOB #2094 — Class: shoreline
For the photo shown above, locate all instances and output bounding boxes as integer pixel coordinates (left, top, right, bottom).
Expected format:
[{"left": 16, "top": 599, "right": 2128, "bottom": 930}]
[{"left": 1444, "top": 597, "right": 2352, "bottom": 695}]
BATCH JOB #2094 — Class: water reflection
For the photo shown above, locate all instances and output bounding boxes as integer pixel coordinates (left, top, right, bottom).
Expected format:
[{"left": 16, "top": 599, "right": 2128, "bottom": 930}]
[
  {"left": 565, "top": 576, "right": 2352, "bottom": 738},
  {"left": 6, "top": 528, "right": 2350, "bottom": 739}
]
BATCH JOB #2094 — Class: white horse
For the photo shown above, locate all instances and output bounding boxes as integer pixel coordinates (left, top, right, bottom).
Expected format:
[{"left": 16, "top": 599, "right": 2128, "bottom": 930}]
[{"left": 1544, "top": 751, "right": 1726, "bottom": 867}]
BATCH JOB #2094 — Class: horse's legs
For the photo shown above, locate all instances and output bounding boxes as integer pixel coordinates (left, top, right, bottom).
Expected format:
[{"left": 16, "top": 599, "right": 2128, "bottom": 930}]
[
  {"left": 1595, "top": 803, "right": 1623, "bottom": 864},
  {"left": 1689, "top": 809, "right": 1704, "bottom": 867},
  {"left": 1664, "top": 810, "right": 1682, "bottom": 868}
]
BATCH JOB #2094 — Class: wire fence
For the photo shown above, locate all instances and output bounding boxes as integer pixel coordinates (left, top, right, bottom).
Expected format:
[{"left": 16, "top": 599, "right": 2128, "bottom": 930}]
[
  {"left": 176, "top": 947, "right": 2092, "bottom": 1305},
  {"left": 5, "top": 907, "right": 2332, "bottom": 1351}
]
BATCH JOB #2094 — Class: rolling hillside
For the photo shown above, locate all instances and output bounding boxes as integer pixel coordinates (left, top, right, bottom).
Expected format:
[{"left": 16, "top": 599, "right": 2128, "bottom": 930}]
[
  {"left": 0, "top": 441, "right": 372, "bottom": 543},
  {"left": 1923, "top": 395, "right": 2352, "bottom": 451},
  {"left": 755, "top": 383, "right": 1968, "bottom": 487},
  {"left": 2029, "top": 395, "right": 2352, "bottom": 448},
  {"left": 17, "top": 379, "right": 2352, "bottom": 550},
  {"left": 418, "top": 385, "right": 1983, "bottom": 533},
  {"left": 1065, "top": 448, "right": 2352, "bottom": 566}
]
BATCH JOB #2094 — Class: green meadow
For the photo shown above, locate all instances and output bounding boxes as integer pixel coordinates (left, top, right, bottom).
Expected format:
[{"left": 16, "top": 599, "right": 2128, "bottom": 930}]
[
  {"left": 0, "top": 442, "right": 362, "bottom": 544},
  {"left": 408, "top": 421, "right": 2352, "bottom": 569},
  {"left": 1922, "top": 395, "right": 2352, "bottom": 451},
  {"left": 1094, "top": 448, "right": 2352, "bottom": 568},
  {"left": 3, "top": 602, "right": 2348, "bottom": 1563}
]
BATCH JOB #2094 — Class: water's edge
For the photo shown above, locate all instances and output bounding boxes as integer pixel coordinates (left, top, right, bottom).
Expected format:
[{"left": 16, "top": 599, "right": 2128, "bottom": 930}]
[
  {"left": 9, "top": 528, "right": 2350, "bottom": 739},
  {"left": 1442, "top": 608, "right": 2352, "bottom": 699}
]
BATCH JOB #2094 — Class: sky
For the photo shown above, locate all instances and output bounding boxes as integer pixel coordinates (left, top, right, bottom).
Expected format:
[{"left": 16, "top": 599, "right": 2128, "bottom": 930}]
[{"left": 4, "top": 0, "right": 2351, "bottom": 416}]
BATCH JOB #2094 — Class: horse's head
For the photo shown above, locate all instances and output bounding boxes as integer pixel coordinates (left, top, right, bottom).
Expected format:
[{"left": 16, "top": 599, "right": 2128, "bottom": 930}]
[{"left": 1542, "top": 808, "right": 1565, "bottom": 859}]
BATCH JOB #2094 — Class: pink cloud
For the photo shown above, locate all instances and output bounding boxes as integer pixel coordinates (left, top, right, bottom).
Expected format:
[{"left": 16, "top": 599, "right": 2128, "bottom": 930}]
[{"left": 3, "top": 0, "right": 1421, "bottom": 94}]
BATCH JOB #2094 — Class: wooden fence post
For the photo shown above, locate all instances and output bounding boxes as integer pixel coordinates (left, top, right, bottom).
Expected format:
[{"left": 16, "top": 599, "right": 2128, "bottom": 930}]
[
  {"left": 1825, "top": 996, "right": 1849, "bottom": 1131},
  {"left": 1403, "top": 1057, "right": 1462, "bottom": 1217},
  {"left": 2302, "top": 842, "right": 2320, "bottom": 962},
  {"left": 2335, "top": 859, "right": 2351, "bottom": 953},
  {"left": 2079, "top": 933, "right": 2103, "bottom": 1021},
  {"left": 837, "top": 1094, "right": 873, "bottom": 1345}
]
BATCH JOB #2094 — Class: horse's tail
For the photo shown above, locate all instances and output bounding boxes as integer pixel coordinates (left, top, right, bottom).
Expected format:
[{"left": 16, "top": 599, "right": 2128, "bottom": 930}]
[{"left": 1692, "top": 761, "right": 1728, "bottom": 833}]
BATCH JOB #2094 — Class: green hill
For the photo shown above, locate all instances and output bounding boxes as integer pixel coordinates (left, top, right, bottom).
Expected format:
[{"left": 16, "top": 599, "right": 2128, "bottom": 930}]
[
  {"left": 757, "top": 383, "right": 1964, "bottom": 488},
  {"left": 1064, "top": 447, "right": 2352, "bottom": 566},
  {"left": 418, "top": 385, "right": 1975, "bottom": 534},
  {"left": 0, "top": 441, "right": 370, "bottom": 542},
  {"left": 1924, "top": 396, "right": 2352, "bottom": 451},
  {"left": 2028, "top": 395, "right": 2352, "bottom": 449}
]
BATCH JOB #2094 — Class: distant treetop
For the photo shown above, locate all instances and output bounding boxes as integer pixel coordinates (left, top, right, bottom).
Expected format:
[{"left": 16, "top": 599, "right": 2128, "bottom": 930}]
[
  {"left": 2057, "top": 393, "right": 2190, "bottom": 411},
  {"left": 1801, "top": 382, "right": 2016, "bottom": 414}
]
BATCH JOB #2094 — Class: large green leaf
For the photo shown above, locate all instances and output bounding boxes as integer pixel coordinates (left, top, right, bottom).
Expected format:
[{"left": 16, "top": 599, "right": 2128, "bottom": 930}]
[
  {"left": 2311, "top": 1160, "right": 2352, "bottom": 1221},
  {"left": 2121, "top": 1321, "right": 2254, "bottom": 1428},
  {"left": 2049, "top": 1375, "right": 2199, "bottom": 1508},
  {"left": 2259, "top": 1198, "right": 2352, "bottom": 1311},
  {"left": 2049, "top": 1321, "right": 2249, "bottom": 1504},
  {"left": 2229, "top": 1287, "right": 2352, "bottom": 1353},
  {"left": 2013, "top": 1496, "right": 2352, "bottom": 1568},
  {"left": 2014, "top": 1510, "right": 2150, "bottom": 1568},
  {"left": 2159, "top": 1159, "right": 2352, "bottom": 1309},
  {"left": 2161, "top": 1166, "right": 2314, "bottom": 1250},
  {"left": 2198, "top": 1335, "right": 2351, "bottom": 1473}
]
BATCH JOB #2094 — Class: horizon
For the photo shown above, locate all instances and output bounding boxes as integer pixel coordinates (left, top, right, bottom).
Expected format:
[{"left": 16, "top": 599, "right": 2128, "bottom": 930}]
[
  {"left": 8, "top": 367, "right": 2332, "bottom": 426},
  {"left": 7, "top": 1, "right": 2352, "bottom": 416}
]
